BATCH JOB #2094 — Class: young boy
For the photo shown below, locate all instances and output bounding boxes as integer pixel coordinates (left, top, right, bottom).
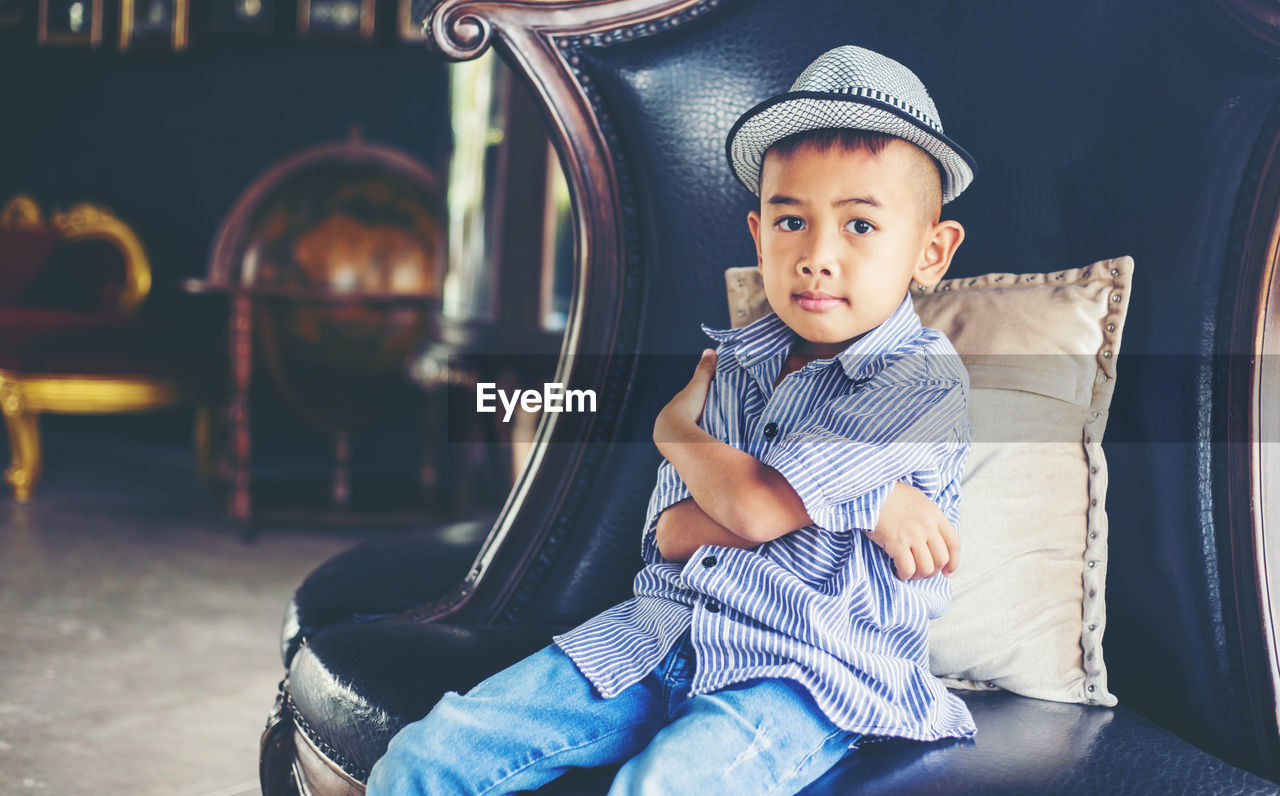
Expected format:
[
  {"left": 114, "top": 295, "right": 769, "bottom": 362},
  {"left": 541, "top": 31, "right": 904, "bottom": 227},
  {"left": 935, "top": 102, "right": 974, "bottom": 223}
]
[{"left": 368, "top": 44, "right": 978, "bottom": 795}]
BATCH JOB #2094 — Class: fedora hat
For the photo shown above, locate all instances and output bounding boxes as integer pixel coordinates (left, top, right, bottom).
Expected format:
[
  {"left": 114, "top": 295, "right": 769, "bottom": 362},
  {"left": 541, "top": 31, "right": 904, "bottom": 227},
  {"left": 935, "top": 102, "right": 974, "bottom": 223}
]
[{"left": 726, "top": 45, "right": 977, "bottom": 204}]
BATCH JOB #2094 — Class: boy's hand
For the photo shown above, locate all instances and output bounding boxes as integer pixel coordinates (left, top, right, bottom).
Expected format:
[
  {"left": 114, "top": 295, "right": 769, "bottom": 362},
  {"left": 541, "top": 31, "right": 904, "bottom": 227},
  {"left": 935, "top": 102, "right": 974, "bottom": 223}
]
[
  {"left": 865, "top": 481, "right": 960, "bottom": 580},
  {"left": 654, "top": 349, "right": 717, "bottom": 442}
]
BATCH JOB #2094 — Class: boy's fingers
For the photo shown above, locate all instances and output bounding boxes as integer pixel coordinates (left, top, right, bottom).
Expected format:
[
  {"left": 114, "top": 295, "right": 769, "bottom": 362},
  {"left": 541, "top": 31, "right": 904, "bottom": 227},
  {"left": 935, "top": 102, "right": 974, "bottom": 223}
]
[
  {"left": 692, "top": 349, "right": 717, "bottom": 380},
  {"left": 939, "top": 519, "right": 961, "bottom": 575},
  {"left": 926, "top": 535, "right": 950, "bottom": 577},
  {"left": 911, "top": 545, "right": 935, "bottom": 580},
  {"left": 893, "top": 549, "right": 916, "bottom": 580}
]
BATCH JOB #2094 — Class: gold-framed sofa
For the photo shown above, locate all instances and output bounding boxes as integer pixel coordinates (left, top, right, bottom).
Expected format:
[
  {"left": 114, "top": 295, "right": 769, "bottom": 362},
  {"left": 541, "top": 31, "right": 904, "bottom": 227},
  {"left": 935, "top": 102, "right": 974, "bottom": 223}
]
[{"left": 0, "top": 194, "right": 196, "bottom": 501}]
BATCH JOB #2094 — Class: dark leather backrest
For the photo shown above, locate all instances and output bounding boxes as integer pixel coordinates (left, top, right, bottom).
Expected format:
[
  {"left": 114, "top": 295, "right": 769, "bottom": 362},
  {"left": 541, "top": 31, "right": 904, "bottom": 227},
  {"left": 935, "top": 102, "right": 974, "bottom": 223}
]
[{"left": 479, "top": 0, "right": 1280, "bottom": 774}]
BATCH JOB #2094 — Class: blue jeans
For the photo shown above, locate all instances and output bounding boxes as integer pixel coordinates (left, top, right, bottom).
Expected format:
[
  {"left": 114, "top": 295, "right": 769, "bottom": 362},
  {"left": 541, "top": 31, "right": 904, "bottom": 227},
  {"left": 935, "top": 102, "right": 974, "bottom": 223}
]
[{"left": 366, "top": 631, "right": 862, "bottom": 795}]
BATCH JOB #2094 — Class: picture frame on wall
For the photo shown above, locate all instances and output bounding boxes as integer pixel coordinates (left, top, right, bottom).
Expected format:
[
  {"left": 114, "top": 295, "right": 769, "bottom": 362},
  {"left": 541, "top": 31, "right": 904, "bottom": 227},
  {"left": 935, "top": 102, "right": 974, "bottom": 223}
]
[
  {"left": 0, "top": 0, "right": 21, "bottom": 27},
  {"left": 38, "top": 0, "right": 103, "bottom": 46},
  {"left": 397, "top": 0, "right": 427, "bottom": 42},
  {"left": 119, "top": 0, "right": 188, "bottom": 50},
  {"left": 297, "top": 0, "right": 373, "bottom": 40},
  {"left": 208, "top": 0, "right": 273, "bottom": 37}
]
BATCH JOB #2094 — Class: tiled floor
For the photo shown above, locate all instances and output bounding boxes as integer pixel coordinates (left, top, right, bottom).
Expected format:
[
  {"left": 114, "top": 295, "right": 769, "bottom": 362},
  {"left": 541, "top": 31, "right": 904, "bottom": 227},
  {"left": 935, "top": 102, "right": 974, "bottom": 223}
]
[{"left": 0, "top": 415, "right": 414, "bottom": 795}]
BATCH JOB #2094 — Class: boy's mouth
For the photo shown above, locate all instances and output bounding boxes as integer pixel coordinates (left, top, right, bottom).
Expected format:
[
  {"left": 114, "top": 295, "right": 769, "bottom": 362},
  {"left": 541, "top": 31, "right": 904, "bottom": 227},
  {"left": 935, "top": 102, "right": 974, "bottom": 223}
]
[{"left": 794, "top": 291, "right": 845, "bottom": 312}]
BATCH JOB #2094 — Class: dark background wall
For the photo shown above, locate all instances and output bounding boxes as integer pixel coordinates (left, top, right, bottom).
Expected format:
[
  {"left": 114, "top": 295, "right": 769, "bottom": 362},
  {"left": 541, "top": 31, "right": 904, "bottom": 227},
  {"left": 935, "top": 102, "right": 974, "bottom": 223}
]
[
  {"left": 0, "top": 24, "right": 457, "bottom": 500},
  {"left": 1, "top": 36, "right": 451, "bottom": 303}
]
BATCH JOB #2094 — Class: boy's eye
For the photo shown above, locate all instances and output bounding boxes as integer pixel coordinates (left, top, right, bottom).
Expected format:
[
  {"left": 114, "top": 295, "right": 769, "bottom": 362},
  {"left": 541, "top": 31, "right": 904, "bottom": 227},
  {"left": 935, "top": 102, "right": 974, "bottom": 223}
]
[
  {"left": 846, "top": 219, "right": 875, "bottom": 235},
  {"left": 775, "top": 216, "right": 805, "bottom": 232}
]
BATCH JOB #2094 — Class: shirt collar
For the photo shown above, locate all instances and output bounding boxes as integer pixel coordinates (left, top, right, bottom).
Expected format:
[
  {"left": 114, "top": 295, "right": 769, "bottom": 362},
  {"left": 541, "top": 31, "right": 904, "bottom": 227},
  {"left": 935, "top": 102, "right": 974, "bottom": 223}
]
[
  {"left": 701, "top": 312, "right": 793, "bottom": 373},
  {"left": 832, "top": 294, "right": 922, "bottom": 382},
  {"left": 701, "top": 294, "right": 922, "bottom": 383}
]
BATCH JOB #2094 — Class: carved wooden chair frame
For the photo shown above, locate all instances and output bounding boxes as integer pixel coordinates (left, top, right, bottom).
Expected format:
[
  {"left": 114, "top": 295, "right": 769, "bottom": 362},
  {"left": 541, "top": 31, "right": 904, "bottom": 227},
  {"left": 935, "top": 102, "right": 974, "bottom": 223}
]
[{"left": 409, "top": 0, "right": 736, "bottom": 624}]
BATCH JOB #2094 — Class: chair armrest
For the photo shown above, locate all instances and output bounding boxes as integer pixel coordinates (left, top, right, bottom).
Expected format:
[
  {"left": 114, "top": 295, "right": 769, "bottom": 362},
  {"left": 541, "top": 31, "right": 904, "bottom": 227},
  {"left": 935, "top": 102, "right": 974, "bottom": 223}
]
[
  {"left": 280, "top": 517, "right": 492, "bottom": 666},
  {"left": 50, "top": 203, "right": 151, "bottom": 314}
]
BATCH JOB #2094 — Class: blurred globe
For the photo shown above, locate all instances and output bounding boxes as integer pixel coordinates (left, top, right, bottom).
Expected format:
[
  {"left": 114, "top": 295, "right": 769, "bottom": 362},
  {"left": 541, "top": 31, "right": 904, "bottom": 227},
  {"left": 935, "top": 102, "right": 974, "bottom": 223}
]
[{"left": 235, "top": 154, "right": 445, "bottom": 430}]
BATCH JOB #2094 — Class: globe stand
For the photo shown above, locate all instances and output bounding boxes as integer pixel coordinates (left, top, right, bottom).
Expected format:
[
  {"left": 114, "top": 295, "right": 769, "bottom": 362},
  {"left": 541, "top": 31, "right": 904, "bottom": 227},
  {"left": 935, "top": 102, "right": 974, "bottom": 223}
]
[
  {"left": 183, "top": 283, "right": 446, "bottom": 528},
  {"left": 332, "top": 430, "right": 351, "bottom": 510}
]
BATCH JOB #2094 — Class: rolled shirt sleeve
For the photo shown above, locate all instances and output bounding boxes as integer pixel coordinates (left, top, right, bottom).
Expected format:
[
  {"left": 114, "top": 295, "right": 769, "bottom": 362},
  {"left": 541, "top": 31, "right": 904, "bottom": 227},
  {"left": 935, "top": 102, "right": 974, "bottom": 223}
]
[
  {"left": 762, "top": 378, "right": 968, "bottom": 534},
  {"left": 641, "top": 458, "right": 691, "bottom": 564}
]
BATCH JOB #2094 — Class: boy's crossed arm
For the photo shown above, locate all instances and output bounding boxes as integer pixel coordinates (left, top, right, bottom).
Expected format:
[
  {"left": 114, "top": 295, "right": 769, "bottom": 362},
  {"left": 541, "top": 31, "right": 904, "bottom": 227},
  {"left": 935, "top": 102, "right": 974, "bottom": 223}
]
[
  {"left": 653, "top": 350, "right": 811, "bottom": 550},
  {"left": 652, "top": 350, "right": 960, "bottom": 580}
]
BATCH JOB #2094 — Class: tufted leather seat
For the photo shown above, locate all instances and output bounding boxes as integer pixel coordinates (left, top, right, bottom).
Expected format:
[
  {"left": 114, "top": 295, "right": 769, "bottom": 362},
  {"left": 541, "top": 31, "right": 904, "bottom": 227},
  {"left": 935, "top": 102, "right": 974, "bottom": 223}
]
[
  {"left": 284, "top": 620, "right": 1280, "bottom": 793},
  {"left": 278, "top": 518, "right": 492, "bottom": 667},
  {"left": 262, "top": 0, "right": 1280, "bottom": 793}
]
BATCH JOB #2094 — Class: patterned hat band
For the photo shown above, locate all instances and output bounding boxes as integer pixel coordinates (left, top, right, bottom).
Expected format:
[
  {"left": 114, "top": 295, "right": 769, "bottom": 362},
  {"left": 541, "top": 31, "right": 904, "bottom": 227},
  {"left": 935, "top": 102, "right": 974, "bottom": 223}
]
[
  {"left": 725, "top": 46, "right": 977, "bottom": 204},
  {"left": 807, "top": 87, "right": 940, "bottom": 132}
]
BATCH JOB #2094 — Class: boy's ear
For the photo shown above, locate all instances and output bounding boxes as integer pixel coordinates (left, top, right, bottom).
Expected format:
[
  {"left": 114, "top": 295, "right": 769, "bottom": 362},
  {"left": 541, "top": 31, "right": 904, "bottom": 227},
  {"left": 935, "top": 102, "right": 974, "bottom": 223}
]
[
  {"left": 747, "top": 210, "right": 764, "bottom": 269},
  {"left": 912, "top": 219, "right": 965, "bottom": 288}
]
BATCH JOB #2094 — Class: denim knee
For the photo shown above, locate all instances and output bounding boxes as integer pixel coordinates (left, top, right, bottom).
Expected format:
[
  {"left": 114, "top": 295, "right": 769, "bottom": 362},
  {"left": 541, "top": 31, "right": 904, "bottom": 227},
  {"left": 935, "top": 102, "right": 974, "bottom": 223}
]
[
  {"left": 367, "top": 691, "right": 474, "bottom": 796},
  {"left": 609, "top": 748, "right": 679, "bottom": 796}
]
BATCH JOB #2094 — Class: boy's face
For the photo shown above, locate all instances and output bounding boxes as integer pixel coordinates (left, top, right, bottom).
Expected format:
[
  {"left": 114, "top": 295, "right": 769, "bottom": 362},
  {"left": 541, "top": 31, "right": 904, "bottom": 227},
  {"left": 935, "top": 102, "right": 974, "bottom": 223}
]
[{"left": 747, "top": 137, "right": 964, "bottom": 358}]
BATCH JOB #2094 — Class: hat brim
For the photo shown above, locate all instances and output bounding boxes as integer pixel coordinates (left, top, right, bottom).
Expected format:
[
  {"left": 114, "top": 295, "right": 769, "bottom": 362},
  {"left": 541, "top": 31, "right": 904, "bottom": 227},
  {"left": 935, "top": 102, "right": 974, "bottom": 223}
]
[{"left": 726, "top": 91, "right": 977, "bottom": 204}]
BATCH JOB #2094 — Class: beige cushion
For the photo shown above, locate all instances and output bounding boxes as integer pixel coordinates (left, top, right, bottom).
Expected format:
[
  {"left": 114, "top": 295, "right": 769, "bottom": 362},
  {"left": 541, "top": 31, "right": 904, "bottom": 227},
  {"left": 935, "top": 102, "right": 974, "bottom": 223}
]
[{"left": 724, "top": 257, "right": 1132, "bottom": 707}]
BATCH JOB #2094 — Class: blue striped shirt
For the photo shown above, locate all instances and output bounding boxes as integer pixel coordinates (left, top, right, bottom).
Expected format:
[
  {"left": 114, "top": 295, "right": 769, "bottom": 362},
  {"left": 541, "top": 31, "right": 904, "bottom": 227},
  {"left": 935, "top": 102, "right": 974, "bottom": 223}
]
[{"left": 554, "top": 295, "right": 976, "bottom": 742}]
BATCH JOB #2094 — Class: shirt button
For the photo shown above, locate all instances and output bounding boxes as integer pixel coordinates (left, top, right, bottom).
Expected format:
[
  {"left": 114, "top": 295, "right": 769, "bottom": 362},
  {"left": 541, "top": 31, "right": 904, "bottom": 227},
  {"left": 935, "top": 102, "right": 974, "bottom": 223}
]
[
  {"left": 701, "top": 555, "right": 717, "bottom": 568},
  {"left": 762, "top": 422, "right": 778, "bottom": 439},
  {"left": 706, "top": 601, "right": 721, "bottom": 613}
]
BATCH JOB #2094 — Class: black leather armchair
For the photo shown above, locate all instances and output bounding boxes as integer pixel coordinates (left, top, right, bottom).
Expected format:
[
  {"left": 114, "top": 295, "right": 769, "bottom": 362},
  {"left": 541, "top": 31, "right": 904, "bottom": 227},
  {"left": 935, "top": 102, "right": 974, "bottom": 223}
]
[{"left": 261, "top": 1, "right": 1280, "bottom": 793}]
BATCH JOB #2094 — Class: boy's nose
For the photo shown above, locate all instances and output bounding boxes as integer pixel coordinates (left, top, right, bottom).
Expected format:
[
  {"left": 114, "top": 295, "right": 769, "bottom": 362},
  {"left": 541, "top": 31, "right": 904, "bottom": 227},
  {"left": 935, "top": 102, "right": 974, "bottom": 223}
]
[{"left": 799, "top": 227, "right": 841, "bottom": 277}]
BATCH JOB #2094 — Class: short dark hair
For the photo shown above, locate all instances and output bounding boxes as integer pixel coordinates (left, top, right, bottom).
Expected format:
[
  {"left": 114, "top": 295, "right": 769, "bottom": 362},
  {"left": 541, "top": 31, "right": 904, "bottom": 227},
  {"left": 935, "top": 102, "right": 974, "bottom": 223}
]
[
  {"left": 761, "top": 127, "right": 944, "bottom": 224},
  {"left": 767, "top": 127, "right": 895, "bottom": 161}
]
